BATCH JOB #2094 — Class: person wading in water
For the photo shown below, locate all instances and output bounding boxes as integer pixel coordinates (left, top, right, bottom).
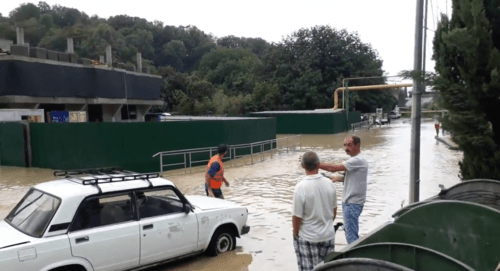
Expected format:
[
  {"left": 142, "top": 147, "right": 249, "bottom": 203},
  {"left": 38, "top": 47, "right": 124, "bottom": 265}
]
[{"left": 205, "top": 144, "right": 230, "bottom": 199}]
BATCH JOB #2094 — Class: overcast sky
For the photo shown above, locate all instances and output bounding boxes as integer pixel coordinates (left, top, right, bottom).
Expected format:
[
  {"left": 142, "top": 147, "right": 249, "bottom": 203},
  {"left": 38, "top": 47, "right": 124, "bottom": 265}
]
[{"left": 1, "top": 0, "right": 452, "bottom": 78}]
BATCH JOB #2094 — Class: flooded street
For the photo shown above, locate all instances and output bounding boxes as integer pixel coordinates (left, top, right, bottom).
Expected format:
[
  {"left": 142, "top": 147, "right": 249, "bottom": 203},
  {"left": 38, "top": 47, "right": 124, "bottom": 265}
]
[{"left": 0, "top": 119, "right": 463, "bottom": 271}]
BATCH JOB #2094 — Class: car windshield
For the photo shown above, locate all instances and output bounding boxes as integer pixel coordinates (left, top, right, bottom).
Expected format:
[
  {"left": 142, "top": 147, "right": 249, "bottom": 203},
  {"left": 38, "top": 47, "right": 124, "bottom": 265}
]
[{"left": 5, "top": 189, "right": 60, "bottom": 237}]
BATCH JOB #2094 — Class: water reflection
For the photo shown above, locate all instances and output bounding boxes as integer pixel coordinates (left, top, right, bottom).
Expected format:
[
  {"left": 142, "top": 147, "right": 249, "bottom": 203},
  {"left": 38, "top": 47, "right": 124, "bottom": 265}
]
[{"left": 0, "top": 119, "right": 463, "bottom": 271}]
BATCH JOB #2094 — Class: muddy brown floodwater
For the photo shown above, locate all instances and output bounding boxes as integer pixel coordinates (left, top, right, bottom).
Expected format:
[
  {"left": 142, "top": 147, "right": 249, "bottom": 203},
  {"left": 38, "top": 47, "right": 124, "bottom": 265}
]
[{"left": 0, "top": 119, "right": 463, "bottom": 271}]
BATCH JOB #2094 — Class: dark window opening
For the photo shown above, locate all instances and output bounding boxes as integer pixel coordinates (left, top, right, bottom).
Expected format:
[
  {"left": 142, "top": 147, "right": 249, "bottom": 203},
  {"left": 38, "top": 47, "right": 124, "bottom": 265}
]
[
  {"left": 121, "top": 105, "right": 137, "bottom": 120},
  {"left": 88, "top": 104, "right": 103, "bottom": 122}
]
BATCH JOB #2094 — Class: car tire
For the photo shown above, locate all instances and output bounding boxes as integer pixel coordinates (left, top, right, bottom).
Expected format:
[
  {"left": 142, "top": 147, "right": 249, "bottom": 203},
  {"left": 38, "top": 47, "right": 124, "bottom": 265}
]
[{"left": 205, "top": 228, "right": 236, "bottom": 256}]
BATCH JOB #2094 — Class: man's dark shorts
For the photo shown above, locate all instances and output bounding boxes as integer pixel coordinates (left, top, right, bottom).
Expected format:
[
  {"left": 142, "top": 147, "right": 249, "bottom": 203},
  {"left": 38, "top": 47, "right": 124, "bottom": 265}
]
[{"left": 205, "top": 183, "right": 224, "bottom": 199}]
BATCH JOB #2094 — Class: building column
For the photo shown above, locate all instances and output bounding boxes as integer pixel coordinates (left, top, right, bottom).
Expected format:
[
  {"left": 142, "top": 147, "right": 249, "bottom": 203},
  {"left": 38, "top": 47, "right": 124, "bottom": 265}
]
[
  {"left": 102, "top": 104, "right": 123, "bottom": 122},
  {"left": 106, "top": 45, "right": 112, "bottom": 66},
  {"left": 16, "top": 27, "right": 25, "bottom": 45},
  {"left": 67, "top": 38, "right": 74, "bottom": 54},
  {"left": 137, "top": 53, "right": 142, "bottom": 73},
  {"left": 136, "top": 105, "right": 152, "bottom": 122}
]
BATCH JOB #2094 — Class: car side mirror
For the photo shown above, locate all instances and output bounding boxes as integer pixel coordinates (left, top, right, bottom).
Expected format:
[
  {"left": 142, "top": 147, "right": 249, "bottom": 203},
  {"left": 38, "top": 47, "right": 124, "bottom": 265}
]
[{"left": 183, "top": 204, "right": 190, "bottom": 214}]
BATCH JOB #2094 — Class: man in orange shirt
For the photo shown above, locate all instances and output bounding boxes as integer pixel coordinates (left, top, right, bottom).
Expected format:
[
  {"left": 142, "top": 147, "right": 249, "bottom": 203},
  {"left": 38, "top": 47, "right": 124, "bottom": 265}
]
[{"left": 205, "top": 144, "right": 230, "bottom": 199}]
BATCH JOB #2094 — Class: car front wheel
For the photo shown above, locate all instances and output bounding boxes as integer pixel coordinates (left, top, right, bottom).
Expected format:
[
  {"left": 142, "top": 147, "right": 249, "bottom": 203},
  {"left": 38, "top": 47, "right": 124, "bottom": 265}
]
[{"left": 206, "top": 228, "right": 236, "bottom": 256}]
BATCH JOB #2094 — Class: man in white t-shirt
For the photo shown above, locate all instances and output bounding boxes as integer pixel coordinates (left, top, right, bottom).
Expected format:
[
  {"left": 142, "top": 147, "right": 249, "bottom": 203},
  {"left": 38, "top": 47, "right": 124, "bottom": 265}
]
[
  {"left": 293, "top": 151, "right": 338, "bottom": 271},
  {"left": 319, "top": 136, "right": 368, "bottom": 244}
]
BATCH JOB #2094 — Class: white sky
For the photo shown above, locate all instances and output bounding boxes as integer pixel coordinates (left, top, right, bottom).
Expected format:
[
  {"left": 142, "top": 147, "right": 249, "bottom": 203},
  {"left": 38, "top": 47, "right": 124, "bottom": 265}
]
[{"left": 1, "top": 0, "right": 452, "bottom": 77}]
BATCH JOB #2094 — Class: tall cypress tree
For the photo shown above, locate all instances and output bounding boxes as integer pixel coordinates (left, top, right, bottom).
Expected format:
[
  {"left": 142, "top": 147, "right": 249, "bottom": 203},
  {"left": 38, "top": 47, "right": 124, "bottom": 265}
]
[{"left": 433, "top": 0, "right": 500, "bottom": 179}]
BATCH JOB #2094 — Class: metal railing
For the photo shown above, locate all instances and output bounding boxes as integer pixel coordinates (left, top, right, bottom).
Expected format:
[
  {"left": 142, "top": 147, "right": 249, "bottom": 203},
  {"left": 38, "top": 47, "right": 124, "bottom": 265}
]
[
  {"left": 152, "top": 135, "right": 301, "bottom": 175},
  {"left": 351, "top": 121, "right": 371, "bottom": 131}
]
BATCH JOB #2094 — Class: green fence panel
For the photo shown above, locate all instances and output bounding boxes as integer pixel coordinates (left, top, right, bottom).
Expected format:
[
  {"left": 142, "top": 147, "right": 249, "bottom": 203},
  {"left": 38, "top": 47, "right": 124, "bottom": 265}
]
[
  {"left": 250, "top": 111, "right": 361, "bottom": 134},
  {"left": 0, "top": 122, "right": 26, "bottom": 167},
  {"left": 30, "top": 118, "right": 276, "bottom": 173},
  {"left": 276, "top": 114, "right": 335, "bottom": 134}
]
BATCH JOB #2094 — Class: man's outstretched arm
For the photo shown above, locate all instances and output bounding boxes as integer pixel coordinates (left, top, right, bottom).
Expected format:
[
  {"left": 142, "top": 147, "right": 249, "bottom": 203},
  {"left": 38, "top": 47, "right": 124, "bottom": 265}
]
[
  {"left": 319, "top": 163, "right": 347, "bottom": 173},
  {"left": 330, "top": 176, "right": 344, "bottom": 183}
]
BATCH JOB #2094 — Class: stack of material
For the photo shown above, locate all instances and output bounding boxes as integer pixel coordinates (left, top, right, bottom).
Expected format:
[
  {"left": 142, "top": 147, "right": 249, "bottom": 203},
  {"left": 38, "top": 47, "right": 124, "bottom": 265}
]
[{"left": 91, "top": 60, "right": 107, "bottom": 66}]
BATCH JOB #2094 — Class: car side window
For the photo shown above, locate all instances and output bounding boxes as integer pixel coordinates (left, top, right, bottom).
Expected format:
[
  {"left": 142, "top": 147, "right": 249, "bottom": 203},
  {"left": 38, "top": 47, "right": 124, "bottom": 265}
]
[
  {"left": 137, "top": 188, "right": 184, "bottom": 219},
  {"left": 71, "top": 194, "right": 133, "bottom": 231}
]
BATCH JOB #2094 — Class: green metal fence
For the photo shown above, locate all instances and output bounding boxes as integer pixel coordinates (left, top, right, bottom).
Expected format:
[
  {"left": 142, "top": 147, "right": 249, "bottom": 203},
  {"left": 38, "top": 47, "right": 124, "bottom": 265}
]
[
  {"left": 249, "top": 111, "right": 361, "bottom": 134},
  {"left": 29, "top": 118, "right": 276, "bottom": 172},
  {"left": 0, "top": 122, "right": 26, "bottom": 167}
]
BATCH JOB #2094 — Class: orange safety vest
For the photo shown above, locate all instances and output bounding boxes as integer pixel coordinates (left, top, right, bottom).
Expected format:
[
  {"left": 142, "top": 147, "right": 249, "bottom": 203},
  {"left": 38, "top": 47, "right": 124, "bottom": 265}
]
[{"left": 205, "top": 155, "right": 224, "bottom": 189}]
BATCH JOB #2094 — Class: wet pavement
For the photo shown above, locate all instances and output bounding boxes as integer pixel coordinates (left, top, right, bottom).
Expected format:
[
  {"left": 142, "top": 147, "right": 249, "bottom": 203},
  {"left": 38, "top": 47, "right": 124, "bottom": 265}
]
[{"left": 0, "top": 119, "right": 463, "bottom": 271}]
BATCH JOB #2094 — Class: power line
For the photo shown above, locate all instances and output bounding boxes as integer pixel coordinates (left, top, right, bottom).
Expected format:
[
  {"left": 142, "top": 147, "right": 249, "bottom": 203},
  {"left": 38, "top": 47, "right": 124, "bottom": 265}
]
[
  {"left": 436, "top": 0, "right": 440, "bottom": 23},
  {"left": 430, "top": 0, "right": 436, "bottom": 29},
  {"left": 446, "top": 0, "right": 449, "bottom": 17}
]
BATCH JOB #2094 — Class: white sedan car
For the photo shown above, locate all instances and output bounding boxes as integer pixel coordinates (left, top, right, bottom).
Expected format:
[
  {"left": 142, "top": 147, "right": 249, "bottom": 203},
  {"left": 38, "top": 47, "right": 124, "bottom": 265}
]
[{"left": 0, "top": 168, "right": 250, "bottom": 271}]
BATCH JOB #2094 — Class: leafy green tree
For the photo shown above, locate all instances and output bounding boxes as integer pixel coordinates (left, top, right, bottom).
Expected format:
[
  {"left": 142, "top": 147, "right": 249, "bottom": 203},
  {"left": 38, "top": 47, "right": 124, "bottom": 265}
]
[
  {"left": 39, "top": 14, "right": 54, "bottom": 29},
  {"left": 161, "top": 40, "right": 187, "bottom": 70},
  {"left": 198, "top": 89, "right": 253, "bottom": 116},
  {"left": 9, "top": 3, "right": 40, "bottom": 22},
  {"left": 37, "top": 2, "right": 51, "bottom": 13},
  {"left": 217, "top": 35, "right": 270, "bottom": 57},
  {"left": 36, "top": 28, "right": 66, "bottom": 50},
  {"left": 60, "top": 8, "right": 81, "bottom": 27},
  {"left": 78, "top": 23, "right": 121, "bottom": 59},
  {"left": 252, "top": 82, "right": 280, "bottom": 110},
  {"left": 124, "top": 28, "right": 154, "bottom": 56},
  {"left": 176, "top": 25, "right": 216, "bottom": 71},
  {"left": 262, "top": 25, "right": 393, "bottom": 111},
  {"left": 433, "top": 0, "right": 500, "bottom": 179},
  {"left": 0, "top": 22, "right": 16, "bottom": 42},
  {"left": 198, "top": 47, "right": 262, "bottom": 93}
]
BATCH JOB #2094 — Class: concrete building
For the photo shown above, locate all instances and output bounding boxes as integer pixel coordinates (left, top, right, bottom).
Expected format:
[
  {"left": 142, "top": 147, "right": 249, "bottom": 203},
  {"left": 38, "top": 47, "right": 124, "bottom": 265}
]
[
  {"left": 0, "top": 54, "right": 163, "bottom": 122},
  {"left": 0, "top": 31, "right": 163, "bottom": 122}
]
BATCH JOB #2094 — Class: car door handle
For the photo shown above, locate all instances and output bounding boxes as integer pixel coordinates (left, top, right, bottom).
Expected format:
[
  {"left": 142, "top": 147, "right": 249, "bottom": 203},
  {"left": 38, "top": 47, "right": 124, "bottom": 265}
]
[
  {"left": 143, "top": 224, "right": 154, "bottom": 230},
  {"left": 75, "top": 236, "right": 89, "bottom": 244}
]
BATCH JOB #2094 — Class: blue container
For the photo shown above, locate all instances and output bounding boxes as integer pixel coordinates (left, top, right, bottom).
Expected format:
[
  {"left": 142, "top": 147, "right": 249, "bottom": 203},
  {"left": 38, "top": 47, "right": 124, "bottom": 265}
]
[{"left": 50, "top": 111, "right": 69, "bottom": 123}]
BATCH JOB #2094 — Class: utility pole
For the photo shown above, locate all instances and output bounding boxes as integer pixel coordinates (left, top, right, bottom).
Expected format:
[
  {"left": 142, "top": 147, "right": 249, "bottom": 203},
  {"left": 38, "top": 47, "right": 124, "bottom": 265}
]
[
  {"left": 422, "top": 0, "right": 429, "bottom": 89},
  {"left": 345, "top": 81, "right": 349, "bottom": 132},
  {"left": 410, "top": 0, "right": 425, "bottom": 203}
]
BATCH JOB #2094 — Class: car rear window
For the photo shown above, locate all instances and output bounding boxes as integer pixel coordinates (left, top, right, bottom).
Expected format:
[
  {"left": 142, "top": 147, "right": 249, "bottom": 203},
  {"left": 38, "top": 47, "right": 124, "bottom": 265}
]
[{"left": 6, "top": 189, "right": 61, "bottom": 238}]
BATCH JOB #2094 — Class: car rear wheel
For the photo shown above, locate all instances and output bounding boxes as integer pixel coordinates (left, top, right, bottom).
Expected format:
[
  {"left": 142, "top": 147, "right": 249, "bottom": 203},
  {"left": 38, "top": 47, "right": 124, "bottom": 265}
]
[{"left": 206, "top": 228, "right": 236, "bottom": 256}]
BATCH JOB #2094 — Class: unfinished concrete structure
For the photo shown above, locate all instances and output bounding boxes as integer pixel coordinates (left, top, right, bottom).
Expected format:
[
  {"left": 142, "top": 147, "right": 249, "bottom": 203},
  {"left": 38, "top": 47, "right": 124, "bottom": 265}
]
[{"left": 0, "top": 29, "right": 163, "bottom": 122}]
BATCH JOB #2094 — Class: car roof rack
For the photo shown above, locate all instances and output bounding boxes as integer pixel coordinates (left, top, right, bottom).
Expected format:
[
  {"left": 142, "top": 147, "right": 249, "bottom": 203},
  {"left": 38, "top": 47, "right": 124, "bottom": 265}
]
[
  {"left": 53, "top": 167, "right": 159, "bottom": 193},
  {"left": 54, "top": 166, "right": 125, "bottom": 177}
]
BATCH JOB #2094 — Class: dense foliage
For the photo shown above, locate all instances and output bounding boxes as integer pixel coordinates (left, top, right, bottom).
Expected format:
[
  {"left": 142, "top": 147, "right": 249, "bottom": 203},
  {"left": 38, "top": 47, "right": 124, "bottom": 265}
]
[
  {"left": 0, "top": 2, "right": 397, "bottom": 115},
  {"left": 433, "top": 0, "right": 500, "bottom": 179}
]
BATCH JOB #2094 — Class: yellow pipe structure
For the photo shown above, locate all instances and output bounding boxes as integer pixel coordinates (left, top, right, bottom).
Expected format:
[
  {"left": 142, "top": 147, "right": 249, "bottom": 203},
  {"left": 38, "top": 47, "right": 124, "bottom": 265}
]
[{"left": 333, "top": 83, "right": 413, "bottom": 110}]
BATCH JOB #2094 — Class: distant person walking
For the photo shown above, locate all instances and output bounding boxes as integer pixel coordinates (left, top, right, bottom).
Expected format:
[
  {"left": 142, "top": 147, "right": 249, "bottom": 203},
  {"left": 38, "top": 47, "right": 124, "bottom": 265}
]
[
  {"left": 293, "top": 151, "right": 338, "bottom": 271},
  {"left": 319, "top": 136, "right": 368, "bottom": 244},
  {"left": 205, "top": 144, "right": 230, "bottom": 199},
  {"left": 434, "top": 115, "right": 440, "bottom": 137}
]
